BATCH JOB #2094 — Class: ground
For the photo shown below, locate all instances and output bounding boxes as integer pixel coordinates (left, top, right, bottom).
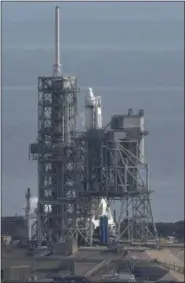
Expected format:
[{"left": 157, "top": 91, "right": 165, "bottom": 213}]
[{"left": 2, "top": 245, "right": 184, "bottom": 282}]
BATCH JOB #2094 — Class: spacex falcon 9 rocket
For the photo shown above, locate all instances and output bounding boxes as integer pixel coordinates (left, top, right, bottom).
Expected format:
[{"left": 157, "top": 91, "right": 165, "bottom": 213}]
[{"left": 84, "top": 87, "right": 115, "bottom": 232}]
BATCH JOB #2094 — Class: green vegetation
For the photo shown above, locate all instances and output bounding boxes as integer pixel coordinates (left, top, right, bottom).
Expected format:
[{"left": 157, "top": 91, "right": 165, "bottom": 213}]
[
  {"left": 120, "top": 220, "right": 184, "bottom": 240},
  {"left": 154, "top": 220, "right": 184, "bottom": 240}
]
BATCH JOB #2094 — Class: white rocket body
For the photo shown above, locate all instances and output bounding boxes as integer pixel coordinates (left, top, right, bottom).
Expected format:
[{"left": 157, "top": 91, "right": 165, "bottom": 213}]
[
  {"left": 85, "top": 88, "right": 95, "bottom": 130},
  {"left": 85, "top": 88, "right": 102, "bottom": 130},
  {"left": 94, "top": 96, "right": 102, "bottom": 129}
]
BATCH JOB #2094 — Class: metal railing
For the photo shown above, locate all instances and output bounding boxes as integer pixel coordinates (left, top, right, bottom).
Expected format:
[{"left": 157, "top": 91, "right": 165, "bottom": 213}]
[
  {"left": 155, "top": 259, "right": 184, "bottom": 274},
  {"left": 85, "top": 256, "right": 113, "bottom": 278},
  {"left": 85, "top": 252, "right": 124, "bottom": 278}
]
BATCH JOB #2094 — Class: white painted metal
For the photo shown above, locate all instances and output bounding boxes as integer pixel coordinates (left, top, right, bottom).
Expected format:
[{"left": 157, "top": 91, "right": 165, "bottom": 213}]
[
  {"left": 85, "top": 88, "right": 103, "bottom": 130},
  {"left": 85, "top": 87, "right": 95, "bottom": 130},
  {"left": 85, "top": 87, "right": 115, "bottom": 236},
  {"left": 91, "top": 198, "right": 115, "bottom": 229},
  {"left": 94, "top": 96, "right": 102, "bottom": 129},
  {"left": 29, "top": 196, "right": 115, "bottom": 235},
  {"left": 53, "top": 6, "right": 61, "bottom": 76}
]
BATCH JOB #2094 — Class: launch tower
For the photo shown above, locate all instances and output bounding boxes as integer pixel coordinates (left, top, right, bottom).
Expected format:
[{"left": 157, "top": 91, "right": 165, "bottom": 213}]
[
  {"left": 30, "top": 7, "right": 78, "bottom": 244},
  {"left": 77, "top": 94, "right": 158, "bottom": 245},
  {"left": 29, "top": 6, "right": 158, "bottom": 247}
]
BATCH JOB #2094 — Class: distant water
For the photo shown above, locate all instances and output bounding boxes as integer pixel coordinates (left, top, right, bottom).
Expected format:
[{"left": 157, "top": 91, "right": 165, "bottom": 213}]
[{"left": 2, "top": 2, "right": 184, "bottom": 221}]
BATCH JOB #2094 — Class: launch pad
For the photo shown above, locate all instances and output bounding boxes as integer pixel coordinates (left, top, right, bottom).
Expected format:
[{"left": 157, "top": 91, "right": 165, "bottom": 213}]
[{"left": 28, "top": 6, "right": 158, "bottom": 248}]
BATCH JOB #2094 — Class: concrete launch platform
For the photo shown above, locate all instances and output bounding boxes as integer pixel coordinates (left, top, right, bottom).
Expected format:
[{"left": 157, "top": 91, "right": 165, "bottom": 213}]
[{"left": 2, "top": 244, "right": 184, "bottom": 282}]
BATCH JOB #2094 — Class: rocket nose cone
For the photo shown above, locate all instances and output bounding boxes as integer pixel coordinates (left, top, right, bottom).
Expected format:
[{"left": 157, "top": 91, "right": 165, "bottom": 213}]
[
  {"left": 88, "top": 87, "right": 94, "bottom": 99},
  {"left": 85, "top": 87, "right": 95, "bottom": 106}
]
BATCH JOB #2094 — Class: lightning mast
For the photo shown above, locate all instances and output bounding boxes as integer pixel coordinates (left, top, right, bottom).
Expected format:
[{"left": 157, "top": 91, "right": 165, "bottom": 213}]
[{"left": 53, "top": 6, "right": 61, "bottom": 77}]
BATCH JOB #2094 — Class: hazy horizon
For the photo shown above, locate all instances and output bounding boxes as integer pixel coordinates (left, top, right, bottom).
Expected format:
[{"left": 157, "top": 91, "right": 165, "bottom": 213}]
[{"left": 2, "top": 2, "right": 184, "bottom": 222}]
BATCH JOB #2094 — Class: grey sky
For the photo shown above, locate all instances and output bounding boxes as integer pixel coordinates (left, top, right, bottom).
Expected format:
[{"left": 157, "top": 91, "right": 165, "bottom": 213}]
[
  {"left": 2, "top": 2, "right": 184, "bottom": 222},
  {"left": 2, "top": 2, "right": 183, "bottom": 22}
]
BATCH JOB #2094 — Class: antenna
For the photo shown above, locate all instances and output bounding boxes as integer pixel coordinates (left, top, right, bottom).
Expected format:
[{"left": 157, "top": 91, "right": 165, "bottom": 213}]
[
  {"left": 25, "top": 188, "right": 31, "bottom": 241},
  {"left": 53, "top": 6, "right": 62, "bottom": 76}
]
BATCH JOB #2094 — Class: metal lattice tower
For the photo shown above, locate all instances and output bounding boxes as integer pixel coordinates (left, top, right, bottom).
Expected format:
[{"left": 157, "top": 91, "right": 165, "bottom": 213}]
[
  {"left": 77, "top": 110, "right": 158, "bottom": 246},
  {"left": 29, "top": 7, "right": 78, "bottom": 244},
  {"left": 29, "top": 6, "right": 158, "bottom": 247}
]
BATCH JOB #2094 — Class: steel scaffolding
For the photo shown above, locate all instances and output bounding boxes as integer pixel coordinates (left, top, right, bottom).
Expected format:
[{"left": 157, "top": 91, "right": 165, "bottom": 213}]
[
  {"left": 28, "top": 6, "right": 158, "bottom": 248},
  {"left": 76, "top": 112, "right": 158, "bottom": 245},
  {"left": 30, "top": 76, "right": 78, "bottom": 244}
]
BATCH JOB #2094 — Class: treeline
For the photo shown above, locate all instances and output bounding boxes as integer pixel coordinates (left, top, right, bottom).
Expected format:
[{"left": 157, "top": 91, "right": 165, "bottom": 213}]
[
  {"left": 1, "top": 216, "right": 184, "bottom": 241},
  {"left": 120, "top": 220, "right": 184, "bottom": 240},
  {"left": 154, "top": 220, "right": 184, "bottom": 240}
]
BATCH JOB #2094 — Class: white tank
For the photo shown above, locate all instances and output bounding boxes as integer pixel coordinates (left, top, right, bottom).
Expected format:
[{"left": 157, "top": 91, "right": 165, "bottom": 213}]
[
  {"left": 91, "top": 198, "right": 115, "bottom": 229},
  {"left": 30, "top": 197, "right": 38, "bottom": 214},
  {"left": 28, "top": 197, "right": 51, "bottom": 214}
]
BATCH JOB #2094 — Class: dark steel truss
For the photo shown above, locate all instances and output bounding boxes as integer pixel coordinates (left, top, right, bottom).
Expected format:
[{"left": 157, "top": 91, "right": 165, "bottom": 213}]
[
  {"left": 30, "top": 76, "right": 78, "bottom": 244},
  {"left": 76, "top": 127, "right": 158, "bottom": 245}
]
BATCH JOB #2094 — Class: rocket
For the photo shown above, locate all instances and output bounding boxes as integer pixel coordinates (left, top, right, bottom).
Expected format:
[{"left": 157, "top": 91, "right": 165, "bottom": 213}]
[{"left": 85, "top": 87, "right": 102, "bottom": 130}]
